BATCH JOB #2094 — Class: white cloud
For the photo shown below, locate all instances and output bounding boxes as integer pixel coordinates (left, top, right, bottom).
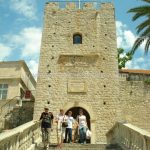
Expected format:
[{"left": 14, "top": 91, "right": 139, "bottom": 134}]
[
  {"left": 116, "top": 21, "right": 150, "bottom": 69},
  {"left": 0, "top": 43, "right": 12, "bottom": 61},
  {"left": 20, "top": 27, "right": 42, "bottom": 57},
  {"left": 116, "top": 20, "right": 147, "bottom": 51},
  {"left": 7, "top": 27, "right": 42, "bottom": 58},
  {"left": 125, "top": 57, "right": 145, "bottom": 69},
  {"left": 1, "top": 27, "right": 42, "bottom": 79},
  {"left": 27, "top": 60, "right": 38, "bottom": 80},
  {"left": 10, "top": 0, "right": 37, "bottom": 19},
  {"left": 116, "top": 21, "right": 137, "bottom": 49},
  {"left": 10, "top": 27, "right": 41, "bottom": 79}
]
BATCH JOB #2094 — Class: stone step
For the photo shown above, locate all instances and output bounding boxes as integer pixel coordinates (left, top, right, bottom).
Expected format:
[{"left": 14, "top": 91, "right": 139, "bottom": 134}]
[{"left": 36, "top": 143, "right": 123, "bottom": 150}]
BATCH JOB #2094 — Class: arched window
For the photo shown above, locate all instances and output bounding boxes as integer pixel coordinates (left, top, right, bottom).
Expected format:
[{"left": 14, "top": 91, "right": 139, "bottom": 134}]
[{"left": 73, "top": 33, "right": 82, "bottom": 44}]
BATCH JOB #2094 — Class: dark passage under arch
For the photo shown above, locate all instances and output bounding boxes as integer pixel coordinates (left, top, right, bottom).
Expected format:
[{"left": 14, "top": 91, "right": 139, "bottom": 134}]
[
  {"left": 65, "top": 107, "right": 91, "bottom": 129},
  {"left": 65, "top": 107, "right": 91, "bottom": 143}
]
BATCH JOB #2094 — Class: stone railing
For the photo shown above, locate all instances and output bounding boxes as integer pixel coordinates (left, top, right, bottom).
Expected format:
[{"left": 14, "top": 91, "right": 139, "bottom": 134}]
[
  {"left": 0, "top": 96, "right": 22, "bottom": 129},
  {"left": 0, "top": 121, "right": 41, "bottom": 150},
  {"left": 0, "top": 96, "right": 21, "bottom": 116},
  {"left": 106, "top": 122, "right": 150, "bottom": 150}
]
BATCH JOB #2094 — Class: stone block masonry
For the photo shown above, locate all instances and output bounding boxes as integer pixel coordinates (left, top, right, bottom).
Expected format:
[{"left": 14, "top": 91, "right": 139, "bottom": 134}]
[{"left": 34, "top": 2, "right": 120, "bottom": 144}]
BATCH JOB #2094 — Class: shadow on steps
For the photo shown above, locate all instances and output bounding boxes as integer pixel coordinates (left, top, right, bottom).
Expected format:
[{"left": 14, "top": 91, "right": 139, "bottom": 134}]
[{"left": 36, "top": 143, "right": 123, "bottom": 150}]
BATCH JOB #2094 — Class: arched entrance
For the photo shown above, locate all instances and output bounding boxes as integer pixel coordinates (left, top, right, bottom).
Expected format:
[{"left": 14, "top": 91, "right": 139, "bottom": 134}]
[{"left": 65, "top": 107, "right": 91, "bottom": 143}]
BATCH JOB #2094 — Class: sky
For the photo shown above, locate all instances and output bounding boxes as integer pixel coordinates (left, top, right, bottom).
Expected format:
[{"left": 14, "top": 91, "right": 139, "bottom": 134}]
[{"left": 0, "top": 0, "right": 150, "bottom": 79}]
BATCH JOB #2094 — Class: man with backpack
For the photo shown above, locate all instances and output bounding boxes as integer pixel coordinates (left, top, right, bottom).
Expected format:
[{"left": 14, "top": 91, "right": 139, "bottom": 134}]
[{"left": 40, "top": 107, "right": 54, "bottom": 148}]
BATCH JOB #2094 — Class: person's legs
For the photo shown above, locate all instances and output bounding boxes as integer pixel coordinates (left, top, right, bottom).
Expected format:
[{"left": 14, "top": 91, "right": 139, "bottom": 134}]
[
  {"left": 82, "top": 127, "right": 87, "bottom": 144},
  {"left": 47, "top": 128, "right": 51, "bottom": 145},
  {"left": 61, "top": 127, "right": 66, "bottom": 143},
  {"left": 68, "top": 128, "right": 72, "bottom": 143},
  {"left": 65, "top": 128, "right": 69, "bottom": 143},
  {"left": 41, "top": 128, "right": 46, "bottom": 147},
  {"left": 59, "top": 127, "right": 65, "bottom": 148},
  {"left": 79, "top": 128, "right": 84, "bottom": 144}
]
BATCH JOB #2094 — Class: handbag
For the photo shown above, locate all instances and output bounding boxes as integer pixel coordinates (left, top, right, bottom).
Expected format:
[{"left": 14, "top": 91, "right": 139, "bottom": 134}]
[
  {"left": 86, "top": 129, "right": 92, "bottom": 139},
  {"left": 62, "top": 122, "right": 68, "bottom": 127},
  {"left": 62, "top": 115, "right": 68, "bottom": 127}
]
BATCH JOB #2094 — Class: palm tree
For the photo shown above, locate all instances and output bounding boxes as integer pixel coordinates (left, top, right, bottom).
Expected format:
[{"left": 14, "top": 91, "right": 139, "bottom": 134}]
[{"left": 128, "top": 0, "right": 150, "bottom": 54}]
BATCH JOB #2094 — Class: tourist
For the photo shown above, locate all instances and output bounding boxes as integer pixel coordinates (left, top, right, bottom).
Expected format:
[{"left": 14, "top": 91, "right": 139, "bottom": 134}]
[
  {"left": 76, "top": 109, "right": 87, "bottom": 144},
  {"left": 65, "top": 111, "right": 74, "bottom": 143},
  {"left": 40, "top": 107, "right": 54, "bottom": 148},
  {"left": 56, "top": 109, "right": 67, "bottom": 147}
]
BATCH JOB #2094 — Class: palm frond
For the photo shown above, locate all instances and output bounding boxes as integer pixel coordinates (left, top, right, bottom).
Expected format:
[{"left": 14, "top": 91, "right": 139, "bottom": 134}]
[
  {"left": 145, "top": 37, "right": 150, "bottom": 54},
  {"left": 131, "top": 37, "right": 145, "bottom": 54},
  {"left": 128, "top": 6, "right": 150, "bottom": 21},
  {"left": 140, "top": 26, "right": 150, "bottom": 36},
  {"left": 132, "top": 12, "right": 149, "bottom": 21},
  {"left": 142, "top": 0, "right": 150, "bottom": 3},
  {"left": 136, "top": 19, "right": 150, "bottom": 33}
]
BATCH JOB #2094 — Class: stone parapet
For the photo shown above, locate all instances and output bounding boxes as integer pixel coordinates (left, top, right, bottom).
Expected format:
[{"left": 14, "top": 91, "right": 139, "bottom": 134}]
[
  {"left": 107, "top": 122, "right": 150, "bottom": 150},
  {"left": 0, "top": 121, "right": 41, "bottom": 150},
  {"left": 45, "top": 2, "right": 113, "bottom": 10}
]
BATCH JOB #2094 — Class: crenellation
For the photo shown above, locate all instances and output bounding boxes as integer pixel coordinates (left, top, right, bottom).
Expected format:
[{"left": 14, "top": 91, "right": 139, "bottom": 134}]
[
  {"left": 45, "top": 2, "right": 59, "bottom": 10},
  {"left": 66, "top": 2, "right": 76, "bottom": 10},
  {"left": 45, "top": 2, "right": 114, "bottom": 11},
  {"left": 83, "top": 3, "right": 94, "bottom": 10},
  {"left": 101, "top": 2, "right": 114, "bottom": 9}
]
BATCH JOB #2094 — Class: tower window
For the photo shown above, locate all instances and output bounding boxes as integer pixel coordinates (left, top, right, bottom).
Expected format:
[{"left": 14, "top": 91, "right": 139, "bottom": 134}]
[{"left": 73, "top": 34, "right": 82, "bottom": 44}]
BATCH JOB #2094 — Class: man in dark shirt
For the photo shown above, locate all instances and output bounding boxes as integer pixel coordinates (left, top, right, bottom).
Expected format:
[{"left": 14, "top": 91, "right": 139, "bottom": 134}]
[{"left": 40, "top": 107, "right": 54, "bottom": 148}]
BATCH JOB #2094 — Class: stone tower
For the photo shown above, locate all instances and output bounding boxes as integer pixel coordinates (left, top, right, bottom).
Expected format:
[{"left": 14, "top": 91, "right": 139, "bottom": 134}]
[{"left": 34, "top": 1, "right": 120, "bottom": 143}]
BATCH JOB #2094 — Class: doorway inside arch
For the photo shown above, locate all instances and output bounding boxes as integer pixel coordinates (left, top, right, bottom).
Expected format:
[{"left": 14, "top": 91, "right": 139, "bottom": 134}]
[{"left": 65, "top": 107, "right": 91, "bottom": 143}]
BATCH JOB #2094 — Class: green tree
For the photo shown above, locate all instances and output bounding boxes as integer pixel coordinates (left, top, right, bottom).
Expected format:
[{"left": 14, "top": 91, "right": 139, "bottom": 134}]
[
  {"left": 118, "top": 48, "right": 133, "bottom": 69},
  {"left": 128, "top": 0, "right": 150, "bottom": 54}
]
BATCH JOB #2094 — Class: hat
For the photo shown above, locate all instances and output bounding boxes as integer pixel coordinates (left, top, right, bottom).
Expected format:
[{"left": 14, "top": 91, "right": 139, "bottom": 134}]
[{"left": 44, "top": 105, "right": 49, "bottom": 110}]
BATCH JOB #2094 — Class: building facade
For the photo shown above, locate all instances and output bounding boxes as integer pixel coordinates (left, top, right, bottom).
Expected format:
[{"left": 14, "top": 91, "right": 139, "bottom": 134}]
[
  {"left": 0, "top": 60, "right": 36, "bottom": 101},
  {"left": 0, "top": 60, "right": 36, "bottom": 130},
  {"left": 34, "top": 2, "right": 121, "bottom": 143}
]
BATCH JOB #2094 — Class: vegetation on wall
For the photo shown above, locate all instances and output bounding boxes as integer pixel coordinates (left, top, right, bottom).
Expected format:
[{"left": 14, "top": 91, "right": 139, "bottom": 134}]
[
  {"left": 144, "top": 78, "right": 150, "bottom": 84},
  {"left": 118, "top": 48, "right": 133, "bottom": 69}
]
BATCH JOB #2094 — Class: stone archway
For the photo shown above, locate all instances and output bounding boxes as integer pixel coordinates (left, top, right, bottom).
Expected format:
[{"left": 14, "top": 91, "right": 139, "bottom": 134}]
[
  {"left": 65, "top": 106, "right": 91, "bottom": 143},
  {"left": 63, "top": 102, "right": 96, "bottom": 144},
  {"left": 65, "top": 107, "right": 91, "bottom": 129}
]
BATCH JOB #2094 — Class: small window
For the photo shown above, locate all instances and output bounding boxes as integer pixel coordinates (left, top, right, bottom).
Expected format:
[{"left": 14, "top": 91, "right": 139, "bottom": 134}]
[
  {"left": 73, "top": 34, "right": 82, "bottom": 44},
  {"left": 0, "top": 84, "right": 8, "bottom": 100}
]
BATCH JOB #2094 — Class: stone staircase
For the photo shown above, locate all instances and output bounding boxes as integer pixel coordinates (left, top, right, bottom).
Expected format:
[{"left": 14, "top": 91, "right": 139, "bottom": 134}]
[
  {"left": 1, "top": 100, "right": 34, "bottom": 131},
  {"left": 37, "top": 143, "right": 123, "bottom": 150}
]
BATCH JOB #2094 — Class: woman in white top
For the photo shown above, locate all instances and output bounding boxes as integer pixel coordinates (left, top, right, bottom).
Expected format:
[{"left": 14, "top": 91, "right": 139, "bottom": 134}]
[
  {"left": 65, "top": 111, "right": 74, "bottom": 143},
  {"left": 77, "top": 109, "right": 87, "bottom": 144}
]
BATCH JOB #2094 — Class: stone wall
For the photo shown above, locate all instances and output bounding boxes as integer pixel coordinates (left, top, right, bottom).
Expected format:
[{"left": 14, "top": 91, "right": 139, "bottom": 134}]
[
  {"left": 34, "top": 2, "right": 120, "bottom": 143},
  {"left": 119, "top": 74, "right": 150, "bottom": 132}
]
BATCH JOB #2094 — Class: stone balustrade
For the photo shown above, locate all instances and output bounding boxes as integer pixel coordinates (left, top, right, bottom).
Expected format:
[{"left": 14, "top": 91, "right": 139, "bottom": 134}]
[
  {"left": 0, "top": 121, "right": 41, "bottom": 150},
  {"left": 106, "top": 122, "right": 150, "bottom": 150},
  {"left": 0, "top": 97, "right": 21, "bottom": 129}
]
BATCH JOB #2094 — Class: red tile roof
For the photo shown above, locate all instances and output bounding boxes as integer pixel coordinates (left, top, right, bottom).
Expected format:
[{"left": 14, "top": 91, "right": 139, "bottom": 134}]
[{"left": 120, "top": 69, "right": 150, "bottom": 75}]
